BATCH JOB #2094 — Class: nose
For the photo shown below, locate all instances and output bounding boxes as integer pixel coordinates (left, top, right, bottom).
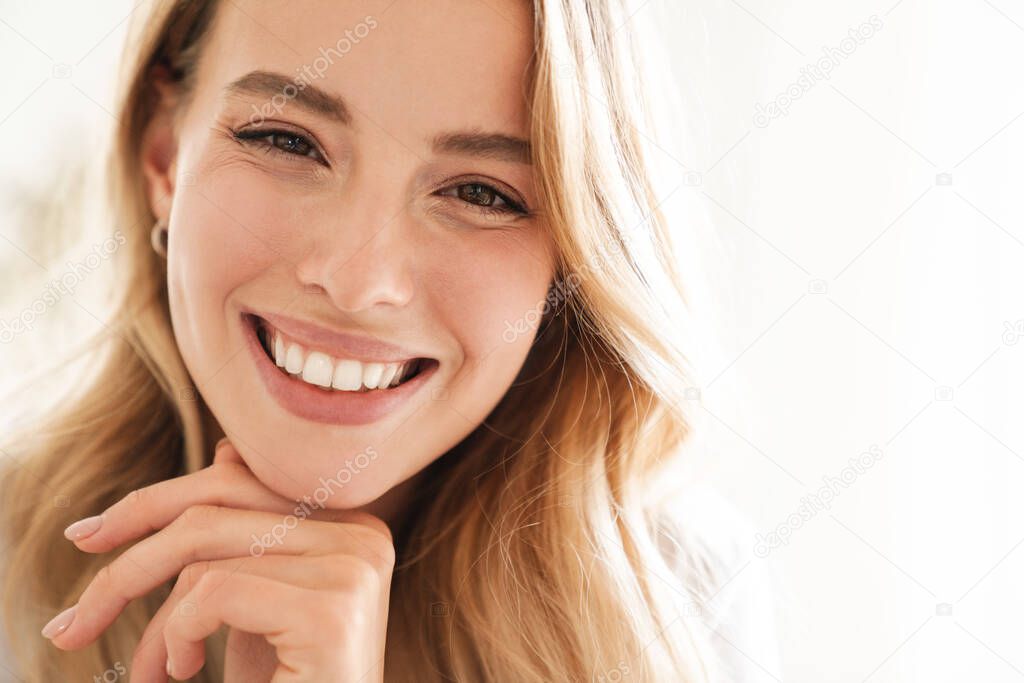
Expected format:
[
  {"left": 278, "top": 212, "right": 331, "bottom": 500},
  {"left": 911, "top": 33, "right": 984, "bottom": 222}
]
[{"left": 294, "top": 197, "right": 416, "bottom": 313}]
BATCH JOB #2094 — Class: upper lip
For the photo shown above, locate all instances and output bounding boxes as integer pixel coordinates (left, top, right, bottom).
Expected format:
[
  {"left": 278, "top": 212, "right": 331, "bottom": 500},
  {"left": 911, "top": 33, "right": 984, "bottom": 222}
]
[{"left": 246, "top": 310, "right": 430, "bottom": 364}]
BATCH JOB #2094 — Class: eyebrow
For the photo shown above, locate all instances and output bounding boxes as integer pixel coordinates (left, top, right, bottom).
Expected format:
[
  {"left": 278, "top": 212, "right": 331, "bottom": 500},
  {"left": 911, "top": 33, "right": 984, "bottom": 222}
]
[
  {"left": 225, "top": 70, "right": 532, "bottom": 165},
  {"left": 225, "top": 70, "right": 352, "bottom": 124},
  {"left": 432, "top": 130, "right": 531, "bottom": 165}
]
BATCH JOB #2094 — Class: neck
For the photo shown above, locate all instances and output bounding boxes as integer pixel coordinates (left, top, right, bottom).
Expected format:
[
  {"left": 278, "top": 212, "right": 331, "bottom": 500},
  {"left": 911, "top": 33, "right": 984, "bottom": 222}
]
[{"left": 354, "top": 466, "right": 428, "bottom": 538}]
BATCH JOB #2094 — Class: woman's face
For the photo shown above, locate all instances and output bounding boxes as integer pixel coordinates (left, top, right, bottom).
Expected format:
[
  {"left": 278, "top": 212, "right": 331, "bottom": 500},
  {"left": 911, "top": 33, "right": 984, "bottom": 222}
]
[{"left": 144, "top": 0, "right": 554, "bottom": 510}]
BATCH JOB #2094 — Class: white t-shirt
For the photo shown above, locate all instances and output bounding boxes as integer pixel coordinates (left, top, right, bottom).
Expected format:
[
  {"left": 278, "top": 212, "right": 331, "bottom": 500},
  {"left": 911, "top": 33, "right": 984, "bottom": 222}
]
[{"left": 669, "top": 485, "right": 782, "bottom": 681}]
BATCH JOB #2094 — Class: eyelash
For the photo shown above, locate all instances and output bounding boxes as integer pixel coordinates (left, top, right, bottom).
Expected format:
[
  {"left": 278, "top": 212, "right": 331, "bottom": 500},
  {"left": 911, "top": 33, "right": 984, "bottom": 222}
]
[
  {"left": 230, "top": 126, "right": 530, "bottom": 218},
  {"left": 436, "top": 181, "right": 529, "bottom": 218},
  {"left": 232, "top": 127, "right": 326, "bottom": 163}
]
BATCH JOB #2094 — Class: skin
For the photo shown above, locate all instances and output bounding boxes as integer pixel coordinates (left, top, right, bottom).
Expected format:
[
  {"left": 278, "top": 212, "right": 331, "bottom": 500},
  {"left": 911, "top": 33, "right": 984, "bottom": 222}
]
[{"left": 44, "top": 0, "right": 555, "bottom": 679}]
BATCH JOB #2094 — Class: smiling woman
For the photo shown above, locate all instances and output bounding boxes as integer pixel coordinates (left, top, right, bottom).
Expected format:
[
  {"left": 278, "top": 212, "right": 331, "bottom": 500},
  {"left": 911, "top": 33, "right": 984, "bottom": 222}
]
[{"left": 0, "top": 0, "right": 759, "bottom": 681}]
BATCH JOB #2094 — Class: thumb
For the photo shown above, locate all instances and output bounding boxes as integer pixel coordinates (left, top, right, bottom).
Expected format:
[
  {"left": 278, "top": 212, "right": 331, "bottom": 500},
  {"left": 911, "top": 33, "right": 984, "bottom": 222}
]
[{"left": 212, "top": 437, "right": 246, "bottom": 467}]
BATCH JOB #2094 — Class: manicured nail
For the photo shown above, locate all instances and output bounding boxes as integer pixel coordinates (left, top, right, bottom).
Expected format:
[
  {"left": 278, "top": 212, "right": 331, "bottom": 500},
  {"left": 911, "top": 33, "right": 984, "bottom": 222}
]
[
  {"left": 64, "top": 514, "right": 103, "bottom": 541},
  {"left": 41, "top": 604, "right": 77, "bottom": 639}
]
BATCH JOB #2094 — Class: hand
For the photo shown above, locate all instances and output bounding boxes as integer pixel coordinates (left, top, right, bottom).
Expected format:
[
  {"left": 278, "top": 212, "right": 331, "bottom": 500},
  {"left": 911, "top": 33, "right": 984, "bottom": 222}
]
[{"left": 45, "top": 439, "right": 396, "bottom": 682}]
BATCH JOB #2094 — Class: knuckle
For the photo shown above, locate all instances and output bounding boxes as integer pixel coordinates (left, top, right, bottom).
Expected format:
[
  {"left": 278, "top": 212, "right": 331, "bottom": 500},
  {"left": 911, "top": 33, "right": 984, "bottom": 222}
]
[
  {"left": 193, "top": 567, "right": 230, "bottom": 598},
  {"left": 358, "top": 527, "right": 396, "bottom": 572},
  {"left": 176, "top": 503, "right": 221, "bottom": 530},
  {"left": 178, "top": 560, "right": 212, "bottom": 594},
  {"left": 330, "top": 516, "right": 396, "bottom": 571},
  {"left": 349, "top": 512, "right": 394, "bottom": 544},
  {"left": 93, "top": 562, "right": 117, "bottom": 591},
  {"left": 342, "top": 557, "right": 384, "bottom": 596},
  {"left": 121, "top": 484, "right": 154, "bottom": 512}
]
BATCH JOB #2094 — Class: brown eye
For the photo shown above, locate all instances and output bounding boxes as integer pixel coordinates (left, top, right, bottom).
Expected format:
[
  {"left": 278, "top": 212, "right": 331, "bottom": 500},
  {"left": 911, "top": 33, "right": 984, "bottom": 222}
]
[
  {"left": 271, "top": 132, "right": 313, "bottom": 156},
  {"left": 458, "top": 183, "right": 497, "bottom": 207},
  {"left": 232, "top": 127, "right": 326, "bottom": 164},
  {"left": 439, "top": 181, "right": 527, "bottom": 216}
]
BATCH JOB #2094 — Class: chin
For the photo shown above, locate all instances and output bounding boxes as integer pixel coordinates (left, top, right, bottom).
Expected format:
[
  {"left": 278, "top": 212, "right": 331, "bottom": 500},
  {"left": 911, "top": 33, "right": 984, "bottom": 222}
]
[{"left": 246, "top": 432, "right": 392, "bottom": 501}]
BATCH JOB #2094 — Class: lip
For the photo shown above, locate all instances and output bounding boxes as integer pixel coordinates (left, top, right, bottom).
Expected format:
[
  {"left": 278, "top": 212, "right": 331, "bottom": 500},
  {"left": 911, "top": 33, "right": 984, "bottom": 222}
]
[
  {"left": 243, "top": 308, "right": 426, "bottom": 363},
  {"left": 241, "top": 312, "right": 438, "bottom": 426}
]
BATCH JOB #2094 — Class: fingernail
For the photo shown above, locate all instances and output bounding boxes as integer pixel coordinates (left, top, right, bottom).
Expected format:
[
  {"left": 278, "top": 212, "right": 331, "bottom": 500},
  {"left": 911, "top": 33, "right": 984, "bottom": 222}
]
[
  {"left": 64, "top": 514, "right": 103, "bottom": 541},
  {"left": 41, "top": 604, "right": 77, "bottom": 639},
  {"left": 166, "top": 657, "right": 173, "bottom": 678}
]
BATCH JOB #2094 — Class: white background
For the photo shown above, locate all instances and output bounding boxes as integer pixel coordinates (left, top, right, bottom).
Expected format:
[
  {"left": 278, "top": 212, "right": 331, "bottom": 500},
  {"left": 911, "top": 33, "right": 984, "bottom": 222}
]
[{"left": 1, "top": 1, "right": 1021, "bottom": 681}]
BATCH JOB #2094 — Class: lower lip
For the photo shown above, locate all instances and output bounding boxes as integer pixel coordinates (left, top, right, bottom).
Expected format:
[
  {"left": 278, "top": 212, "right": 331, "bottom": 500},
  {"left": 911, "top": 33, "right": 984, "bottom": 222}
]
[{"left": 241, "top": 313, "right": 437, "bottom": 426}]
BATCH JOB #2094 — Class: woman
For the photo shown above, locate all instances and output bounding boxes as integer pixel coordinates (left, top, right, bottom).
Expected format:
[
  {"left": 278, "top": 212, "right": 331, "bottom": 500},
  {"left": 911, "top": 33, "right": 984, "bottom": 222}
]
[{"left": 1, "top": 0, "right": 759, "bottom": 680}]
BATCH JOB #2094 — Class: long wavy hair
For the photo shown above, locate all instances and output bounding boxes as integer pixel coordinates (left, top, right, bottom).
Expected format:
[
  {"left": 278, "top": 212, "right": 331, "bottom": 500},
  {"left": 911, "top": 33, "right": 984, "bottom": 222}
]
[{"left": 1, "top": 1, "right": 725, "bottom": 680}]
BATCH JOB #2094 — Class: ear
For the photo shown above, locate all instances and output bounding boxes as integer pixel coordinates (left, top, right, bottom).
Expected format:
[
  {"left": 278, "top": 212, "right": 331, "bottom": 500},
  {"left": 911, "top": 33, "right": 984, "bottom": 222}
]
[{"left": 139, "top": 65, "right": 182, "bottom": 224}]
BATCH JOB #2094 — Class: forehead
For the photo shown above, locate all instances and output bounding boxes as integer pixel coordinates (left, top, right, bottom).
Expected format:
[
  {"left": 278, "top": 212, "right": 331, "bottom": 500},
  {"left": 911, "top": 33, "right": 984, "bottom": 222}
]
[{"left": 196, "top": 0, "right": 536, "bottom": 140}]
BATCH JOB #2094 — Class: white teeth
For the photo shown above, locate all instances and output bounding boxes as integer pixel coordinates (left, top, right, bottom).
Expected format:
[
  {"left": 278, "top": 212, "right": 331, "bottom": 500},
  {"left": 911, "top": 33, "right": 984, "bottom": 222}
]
[
  {"left": 395, "top": 361, "right": 411, "bottom": 385},
  {"left": 362, "top": 363, "right": 384, "bottom": 389},
  {"left": 274, "top": 333, "right": 286, "bottom": 368},
  {"left": 378, "top": 363, "right": 398, "bottom": 388},
  {"left": 259, "top": 320, "right": 421, "bottom": 392},
  {"left": 285, "top": 343, "right": 304, "bottom": 374},
  {"left": 301, "top": 351, "right": 333, "bottom": 388},
  {"left": 332, "top": 359, "right": 362, "bottom": 391}
]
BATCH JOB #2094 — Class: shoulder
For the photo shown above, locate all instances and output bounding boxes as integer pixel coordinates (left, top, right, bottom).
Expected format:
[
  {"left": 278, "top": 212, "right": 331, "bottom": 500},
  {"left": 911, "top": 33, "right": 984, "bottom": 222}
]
[{"left": 649, "top": 482, "right": 783, "bottom": 682}]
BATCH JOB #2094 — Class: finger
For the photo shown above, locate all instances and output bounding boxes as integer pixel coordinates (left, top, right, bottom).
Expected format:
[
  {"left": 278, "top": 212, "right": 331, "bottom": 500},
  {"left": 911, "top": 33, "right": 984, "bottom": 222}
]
[
  {"left": 67, "top": 452, "right": 391, "bottom": 554},
  {"left": 213, "top": 438, "right": 245, "bottom": 466},
  {"left": 129, "top": 558, "right": 224, "bottom": 683},
  {"left": 65, "top": 461, "right": 296, "bottom": 554},
  {"left": 50, "top": 506, "right": 392, "bottom": 650},
  {"left": 164, "top": 571, "right": 335, "bottom": 682},
  {"left": 132, "top": 554, "right": 337, "bottom": 681}
]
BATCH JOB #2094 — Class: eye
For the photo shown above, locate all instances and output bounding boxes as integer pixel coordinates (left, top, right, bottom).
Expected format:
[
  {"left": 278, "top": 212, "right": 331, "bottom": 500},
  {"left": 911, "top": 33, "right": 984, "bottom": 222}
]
[
  {"left": 232, "top": 127, "right": 327, "bottom": 164},
  {"left": 438, "top": 180, "right": 529, "bottom": 218}
]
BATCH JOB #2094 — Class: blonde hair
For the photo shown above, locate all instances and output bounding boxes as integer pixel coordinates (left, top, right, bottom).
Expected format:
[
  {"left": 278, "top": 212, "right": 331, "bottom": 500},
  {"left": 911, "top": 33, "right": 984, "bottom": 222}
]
[{"left": 1, "top": 1, "right": 723, "bottom": 680}]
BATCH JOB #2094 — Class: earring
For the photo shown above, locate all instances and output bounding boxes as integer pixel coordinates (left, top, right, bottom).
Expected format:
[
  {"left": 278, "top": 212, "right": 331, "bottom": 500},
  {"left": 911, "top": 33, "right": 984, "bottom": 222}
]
[{"left": 151, "top": 218, "right": 168, "bottom": 258}]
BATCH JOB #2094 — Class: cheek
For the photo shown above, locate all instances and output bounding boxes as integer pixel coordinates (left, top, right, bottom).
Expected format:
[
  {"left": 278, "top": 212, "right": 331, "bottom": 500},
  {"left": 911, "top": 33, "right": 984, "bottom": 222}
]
[
  {"left": 421, "top": 227, "right": 553, "bottom": 408},
  {"left": 432, "top": 228, "right": 551, "bottom": 350},
  {"left": 165, "top": 167, "right": 297, "bottom": 372},
  {"left": 175, "top": 164, "right": 306, "bottom": 272}
]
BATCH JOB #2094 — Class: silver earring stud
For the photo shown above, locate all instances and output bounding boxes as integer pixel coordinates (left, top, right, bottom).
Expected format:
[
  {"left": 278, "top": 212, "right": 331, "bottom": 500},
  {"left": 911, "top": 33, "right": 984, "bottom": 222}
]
[{"left": 151, "top": 219, "right": 168, "bottom": 258}]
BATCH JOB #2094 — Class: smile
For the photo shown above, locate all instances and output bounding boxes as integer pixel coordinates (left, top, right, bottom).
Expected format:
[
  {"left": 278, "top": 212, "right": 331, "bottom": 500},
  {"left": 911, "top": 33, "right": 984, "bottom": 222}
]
[
  {"left": 241, "top": 311, "right": 439, "bottom": 425},
  {"left": 256, "top": 317, "right": 426, "bottom": 392}
]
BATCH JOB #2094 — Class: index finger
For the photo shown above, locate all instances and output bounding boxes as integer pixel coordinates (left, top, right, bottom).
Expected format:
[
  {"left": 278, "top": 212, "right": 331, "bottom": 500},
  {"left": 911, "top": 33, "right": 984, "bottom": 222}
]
[
  {"left": 64, "top": 460, "right": 296, "bottom": 554},
  {"left": 213, "top": 437, "right": 245, "bottom": 466},
  {"left": 64, "top": 438, "right": 392, "bottom": 553}
]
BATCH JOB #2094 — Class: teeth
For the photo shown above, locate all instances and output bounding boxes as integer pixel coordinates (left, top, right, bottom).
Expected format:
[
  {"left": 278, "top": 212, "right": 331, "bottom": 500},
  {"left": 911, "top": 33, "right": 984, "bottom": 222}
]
[
  {"left": 274, "top": 333, "right": 286, "bottom": 368},
  {"left": 265, "top": 322, "right": 418, "bottom": 393},
  {"left": 332, "top": 359, "right": 362, "bottom": 391},
  {"left": 285, "top": 343, "right": 304, "bottom": 374},
  {"left": 301, "top": 351, "right": 333, "bottom": 388},
  {"left": 362, "top": 363, "right": 384, "bottom": 389},
  {"left": 378, "top": 363, "right": 398, "bottom": 388}
]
